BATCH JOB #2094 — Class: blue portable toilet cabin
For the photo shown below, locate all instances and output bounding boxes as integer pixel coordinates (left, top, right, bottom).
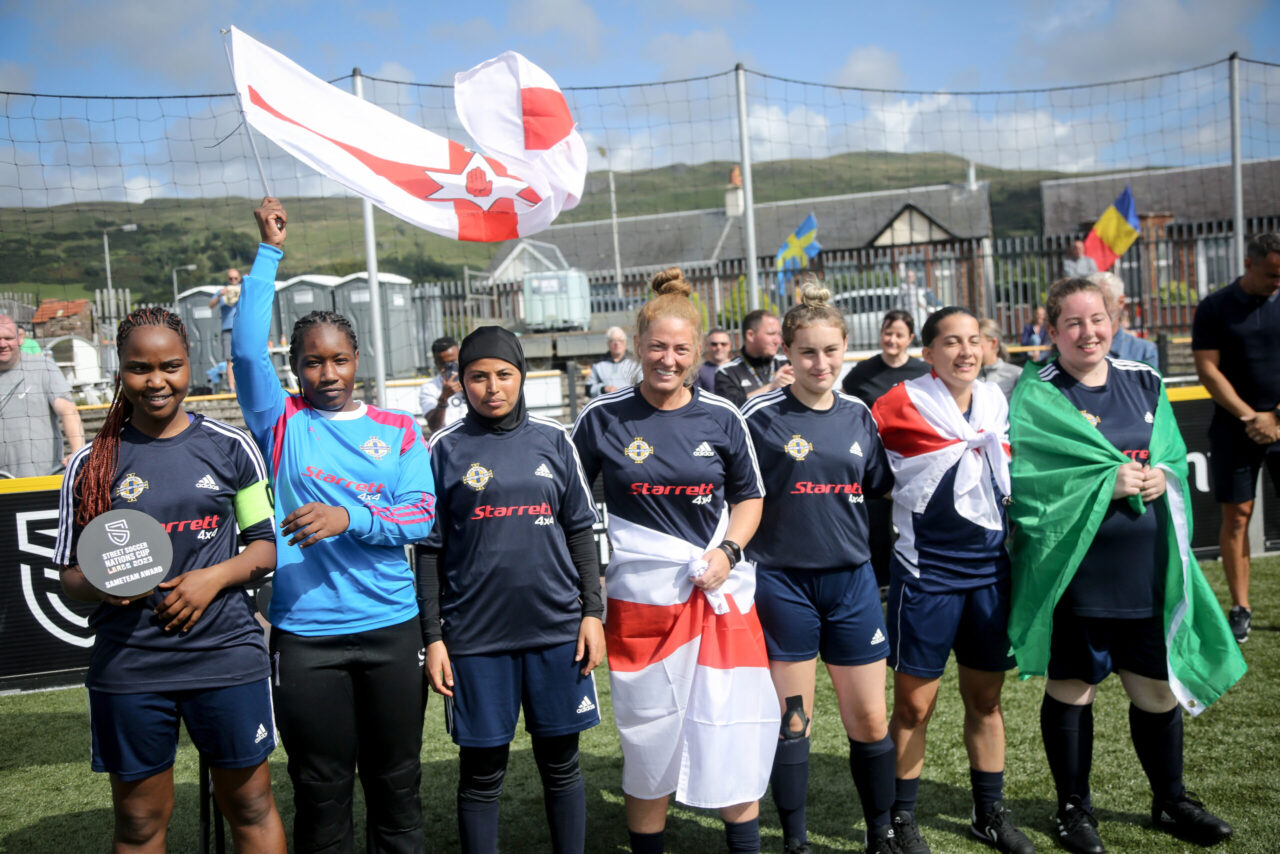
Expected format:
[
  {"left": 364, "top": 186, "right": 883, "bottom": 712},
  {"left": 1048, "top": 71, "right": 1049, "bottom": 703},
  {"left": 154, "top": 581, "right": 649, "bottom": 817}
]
[
  {"left": 175, "top": 285, "right": 223, "bottom": 376},
  {"left": 332, "top": 272, "right": 417, "bottom": 380},
  {"left": 275, "top": 275, "right": 340, "bottom": 349}
]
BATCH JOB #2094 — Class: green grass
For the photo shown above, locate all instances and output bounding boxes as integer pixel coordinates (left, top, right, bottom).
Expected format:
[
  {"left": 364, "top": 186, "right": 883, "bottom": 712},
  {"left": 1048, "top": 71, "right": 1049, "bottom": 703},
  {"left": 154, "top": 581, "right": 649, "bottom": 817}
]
[{"left": 2, "top": 558, "right": 1277, "bottom": 853}]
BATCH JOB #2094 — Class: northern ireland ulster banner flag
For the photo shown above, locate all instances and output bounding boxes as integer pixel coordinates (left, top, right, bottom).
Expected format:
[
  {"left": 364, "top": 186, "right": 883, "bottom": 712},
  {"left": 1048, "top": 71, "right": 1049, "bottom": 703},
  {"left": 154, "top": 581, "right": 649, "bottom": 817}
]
[{"left": 230, "top": 27, "right": 586, "bottom": 242}]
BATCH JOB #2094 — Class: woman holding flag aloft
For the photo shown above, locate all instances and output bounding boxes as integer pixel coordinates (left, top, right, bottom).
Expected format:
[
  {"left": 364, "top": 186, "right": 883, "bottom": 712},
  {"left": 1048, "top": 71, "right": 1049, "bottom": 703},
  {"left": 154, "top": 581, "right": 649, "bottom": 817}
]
[
  {"left": 572, "top": 267, "right": 777, "bottom": 854},
  {"left": 1007, "top": 277, "right": 1243, "bottom": 853}
]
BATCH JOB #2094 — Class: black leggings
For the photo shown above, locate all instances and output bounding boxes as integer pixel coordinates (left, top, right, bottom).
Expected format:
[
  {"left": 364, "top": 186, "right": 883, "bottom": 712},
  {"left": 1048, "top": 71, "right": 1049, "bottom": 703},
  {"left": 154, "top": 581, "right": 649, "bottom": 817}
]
[
  {"left": 270, "top": 618, "right": 428, "bottom": 854},
  {"left": 458, "top": 733, "right": 585, "bottom": 854}
]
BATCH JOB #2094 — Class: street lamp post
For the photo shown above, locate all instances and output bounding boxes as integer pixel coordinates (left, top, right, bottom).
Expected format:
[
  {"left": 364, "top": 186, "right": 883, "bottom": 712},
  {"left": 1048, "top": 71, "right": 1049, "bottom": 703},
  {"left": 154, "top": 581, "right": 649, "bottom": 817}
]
[
  {"left": 102, "top": 223, "right": 138, "bottom": 328},
  {"left": 171, "top": 264, "right": 198, "bottom": 312}
]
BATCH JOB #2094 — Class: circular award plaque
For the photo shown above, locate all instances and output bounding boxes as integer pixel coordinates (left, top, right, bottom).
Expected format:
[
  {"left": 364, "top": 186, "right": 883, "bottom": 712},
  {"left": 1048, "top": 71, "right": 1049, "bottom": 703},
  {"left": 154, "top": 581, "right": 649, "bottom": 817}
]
[{"left": 77, "top": 509, "right": 174, "bottom": 599}]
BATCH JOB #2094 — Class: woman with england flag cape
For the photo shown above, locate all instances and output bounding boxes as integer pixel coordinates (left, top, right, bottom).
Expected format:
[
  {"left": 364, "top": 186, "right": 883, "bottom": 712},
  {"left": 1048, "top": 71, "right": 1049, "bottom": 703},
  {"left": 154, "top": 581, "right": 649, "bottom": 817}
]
[
  {"left": 1007, "top": 277, "right": 1243, "bottom": 853},
  {"left": 571, "top": 268, "right": 778, "bottom": 854}
]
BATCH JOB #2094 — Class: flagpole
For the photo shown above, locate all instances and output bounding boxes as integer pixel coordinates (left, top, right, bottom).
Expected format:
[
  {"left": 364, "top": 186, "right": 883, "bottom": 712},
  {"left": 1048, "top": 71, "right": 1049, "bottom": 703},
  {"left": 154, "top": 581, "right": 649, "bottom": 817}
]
[
  {"left": 352, "top": 67, "right": 389, "bottom": 409},
  {"left": 220, "top": 28, "right": 273, "bottom": 197}
]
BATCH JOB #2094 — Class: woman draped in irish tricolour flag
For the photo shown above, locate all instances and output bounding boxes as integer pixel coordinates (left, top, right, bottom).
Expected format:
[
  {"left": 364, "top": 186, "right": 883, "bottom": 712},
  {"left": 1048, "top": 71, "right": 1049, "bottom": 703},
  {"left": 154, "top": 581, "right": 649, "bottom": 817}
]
[{"left": 1007, "top": 276, "right": 1245, "bottom": 854}]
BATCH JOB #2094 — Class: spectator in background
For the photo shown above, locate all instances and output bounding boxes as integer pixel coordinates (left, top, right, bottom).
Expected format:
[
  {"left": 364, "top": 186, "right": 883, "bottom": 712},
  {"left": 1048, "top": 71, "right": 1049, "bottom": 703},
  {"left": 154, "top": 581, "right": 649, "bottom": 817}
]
[
  {"left": 1020, "top": 305, "right": 1051, "bottom": 363},
  {"left": 696, "top": 327, "right": 733, "bottom": 392},
  {"left": 1063, "top": 240, "right": 1098, "bottom": 279},
  {"left": 841, "top": 310, "right": 930, "bottom": 592},
  {"left": 587, "top": 326, "right": 639, "bottom": 398},
  {"left": 978, "top": 319, "right": 1021, "bottom": 401},
  {"left": 209, "top": 268, "right": 242, "bottom": 392},
  {"left": 0, "top": 313, "right": 85, "bottom": 476},
  {"left": 715, "top": 310, "right": 792, "bottom": 407},
  {"left": 841, "top": 310, "right": 929, "bottom": 404},
  {"left": 421, "top": 335, "right": 465, "bottom": 433},
  {"left": 18, "top": 322, "right": 41, "bottom": 354},
  {"left": 1192, "top": 232, "right": 1280, "bottom": 645},
  {"left": 1091, "top": 271, "right": 1160, "bottom": 370}
]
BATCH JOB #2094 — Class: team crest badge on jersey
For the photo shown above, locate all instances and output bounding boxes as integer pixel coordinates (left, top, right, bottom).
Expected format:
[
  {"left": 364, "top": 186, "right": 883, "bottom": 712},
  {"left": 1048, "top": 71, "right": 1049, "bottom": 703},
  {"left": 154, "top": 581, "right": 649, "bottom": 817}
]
[
  {"left": 116, "top": 473, "right": 150, "bottom": 502},
  {"left": 361, "top": 436, "right": 390, "bottom": 460},
  {"left": 625, "top": 437, "right": 653, "bottom": 463},
  {"left": 1080, "top": 410, "right": 1101, "bottom": 428},
  {"left": 463, "top": 463, "right": 493, "bottom": 491},
  {"left": 784, "top": 434, "right": 813, "bottom": 461}
]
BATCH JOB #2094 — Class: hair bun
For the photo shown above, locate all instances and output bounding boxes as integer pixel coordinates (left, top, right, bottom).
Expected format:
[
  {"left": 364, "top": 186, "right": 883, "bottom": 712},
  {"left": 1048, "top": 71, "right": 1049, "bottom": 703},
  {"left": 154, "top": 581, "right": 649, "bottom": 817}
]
[
  {"left": 650, "top": 267, "right": 692, "bottom": 298},
  {"left": 797, "top": 280, "right": 831, "bottom": 308}
]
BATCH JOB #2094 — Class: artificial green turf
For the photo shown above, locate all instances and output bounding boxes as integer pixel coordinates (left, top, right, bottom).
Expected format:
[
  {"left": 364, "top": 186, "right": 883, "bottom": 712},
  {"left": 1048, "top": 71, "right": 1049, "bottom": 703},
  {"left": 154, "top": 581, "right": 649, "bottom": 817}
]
[{"left": 2, "top": 558, "right": 1277, "bottom": 853}]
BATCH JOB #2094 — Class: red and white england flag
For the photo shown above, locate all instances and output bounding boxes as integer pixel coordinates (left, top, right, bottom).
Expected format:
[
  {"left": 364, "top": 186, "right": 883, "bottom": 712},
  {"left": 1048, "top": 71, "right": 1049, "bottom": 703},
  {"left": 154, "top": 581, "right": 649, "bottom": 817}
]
[
  {"left": 603, "top": 513, "right": 779, "bottom": 809},
  {"left": 230, "top": 27, "right": 586, "bottom": 242}
]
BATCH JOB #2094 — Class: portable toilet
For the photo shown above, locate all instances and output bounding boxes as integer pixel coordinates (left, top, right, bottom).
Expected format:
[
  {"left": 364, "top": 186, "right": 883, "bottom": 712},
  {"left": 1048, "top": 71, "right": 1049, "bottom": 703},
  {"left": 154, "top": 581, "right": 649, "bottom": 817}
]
[
  {"left": 275, "top": 275, "right": 340, "bottom": 348},
  {"left": 523, "top": 269, "right": 591, "bottom": 331},
  {"left": 175, "top": 285, "right": 223, "bottom": 375},
  {"left": 333, "top": 272, "right": 417, "bottom": 380}
]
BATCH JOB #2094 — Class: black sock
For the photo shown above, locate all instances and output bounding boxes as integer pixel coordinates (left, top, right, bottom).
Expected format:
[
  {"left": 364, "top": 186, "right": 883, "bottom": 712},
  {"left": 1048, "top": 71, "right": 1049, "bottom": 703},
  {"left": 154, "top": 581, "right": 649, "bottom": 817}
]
[
  {"left": 723, "top": 817, "right": 760, "bottom": 854},
  {"left": 892, "top": 775, "right": 920, "bottom": 815},
  {"left": 457, "top": 744, "right": 509, "bottom": 854},
  {"left": 628, "top": 830, "right": 664, "bottom": 854},
  {"left": 1041, "top": 694, "right": 1092, "bottom": 811},
  {"left": 849, "top": 735, "right": 896, "bottom": 831},
  {"left": 770, "top": 736, "right": 809, "bottom": 844},
  {"left": 969, "top": 768, "right": 1004, "bottom": 819},
  {"left": 1129, "top": 703, "right": 1185, "bottom": 804},
  {"left": 532, "top": 734, "right": 586, "bottom": 854}
]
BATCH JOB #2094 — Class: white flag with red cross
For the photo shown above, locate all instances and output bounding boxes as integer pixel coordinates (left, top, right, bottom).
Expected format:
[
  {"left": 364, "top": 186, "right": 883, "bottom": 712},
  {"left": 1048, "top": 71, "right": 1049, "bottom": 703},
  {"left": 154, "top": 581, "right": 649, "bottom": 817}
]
[{"left": 230, "top": 27, "right": 586, "bottom": 242}]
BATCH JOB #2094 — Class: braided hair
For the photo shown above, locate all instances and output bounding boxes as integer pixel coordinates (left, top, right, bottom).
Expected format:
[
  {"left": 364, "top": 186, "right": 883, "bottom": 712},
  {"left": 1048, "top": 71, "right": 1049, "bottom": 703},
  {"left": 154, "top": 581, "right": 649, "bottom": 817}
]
[
  {"left": 75, "top": 308, "right": 190, "bottom": 526},
  {"left": 289, "top": 311, "right": 358, "bottom": 372}
]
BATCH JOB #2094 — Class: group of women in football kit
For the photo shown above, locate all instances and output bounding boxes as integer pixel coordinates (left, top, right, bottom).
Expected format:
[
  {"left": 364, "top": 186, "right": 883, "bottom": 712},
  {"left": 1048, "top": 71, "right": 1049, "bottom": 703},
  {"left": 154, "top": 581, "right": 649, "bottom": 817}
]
[{"left": 53, "top": 198, "right": 1241, "bottom": 854}]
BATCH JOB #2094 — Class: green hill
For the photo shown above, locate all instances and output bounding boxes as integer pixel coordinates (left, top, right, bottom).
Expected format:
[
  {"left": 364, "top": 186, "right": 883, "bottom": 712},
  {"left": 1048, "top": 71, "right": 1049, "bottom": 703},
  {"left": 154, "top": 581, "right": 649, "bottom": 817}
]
[{"left": 0, "top": 151, "right": 1066, "bottom": 306}]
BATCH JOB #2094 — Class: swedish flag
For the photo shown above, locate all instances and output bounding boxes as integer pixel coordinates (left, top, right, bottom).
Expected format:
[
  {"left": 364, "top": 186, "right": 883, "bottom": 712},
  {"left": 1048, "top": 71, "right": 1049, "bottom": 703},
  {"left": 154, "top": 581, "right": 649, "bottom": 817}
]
[{"left": 775, "top": 213, "right": 821, "bottom": 293}]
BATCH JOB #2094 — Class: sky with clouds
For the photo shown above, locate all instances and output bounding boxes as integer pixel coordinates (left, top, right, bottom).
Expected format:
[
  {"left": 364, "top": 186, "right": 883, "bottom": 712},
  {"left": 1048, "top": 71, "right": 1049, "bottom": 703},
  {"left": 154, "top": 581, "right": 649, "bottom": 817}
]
[{"left": 1, "top": 0, "right": 1278, "bottom": 207}]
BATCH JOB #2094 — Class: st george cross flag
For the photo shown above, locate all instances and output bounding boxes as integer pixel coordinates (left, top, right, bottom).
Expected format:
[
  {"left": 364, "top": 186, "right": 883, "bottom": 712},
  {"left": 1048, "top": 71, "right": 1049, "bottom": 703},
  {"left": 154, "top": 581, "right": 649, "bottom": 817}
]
[{"left": 230, "top": 27, "right": 586, "bottom": 242}]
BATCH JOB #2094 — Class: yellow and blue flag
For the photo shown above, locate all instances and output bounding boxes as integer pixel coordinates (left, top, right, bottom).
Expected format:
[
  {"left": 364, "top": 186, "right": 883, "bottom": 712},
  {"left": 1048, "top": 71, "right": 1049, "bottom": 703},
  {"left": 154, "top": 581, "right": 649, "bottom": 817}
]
[
  {"left": 1083, "top": 186, "right": 1139, "bottom": 272},
  {"left": 775, "top": 213, "right": 821, "bottom": 295}
]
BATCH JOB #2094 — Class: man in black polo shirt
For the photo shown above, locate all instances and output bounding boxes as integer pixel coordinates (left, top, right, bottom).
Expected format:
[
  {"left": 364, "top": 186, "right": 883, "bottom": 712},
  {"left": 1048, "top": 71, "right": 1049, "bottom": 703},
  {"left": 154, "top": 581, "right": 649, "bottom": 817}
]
[
  {"left": 1193, "top": 233, "right": 1280, "bottom": 643},
  {"left": 714, "top": 309, "right": 792, "bottom": 407}
]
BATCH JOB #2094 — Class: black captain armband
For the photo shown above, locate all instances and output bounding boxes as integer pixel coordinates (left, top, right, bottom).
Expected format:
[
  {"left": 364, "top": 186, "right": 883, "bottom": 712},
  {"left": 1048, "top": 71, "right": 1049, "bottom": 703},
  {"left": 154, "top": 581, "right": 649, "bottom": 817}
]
[{"left": 717, "top": 539, "right": 742, "bottom": 567}]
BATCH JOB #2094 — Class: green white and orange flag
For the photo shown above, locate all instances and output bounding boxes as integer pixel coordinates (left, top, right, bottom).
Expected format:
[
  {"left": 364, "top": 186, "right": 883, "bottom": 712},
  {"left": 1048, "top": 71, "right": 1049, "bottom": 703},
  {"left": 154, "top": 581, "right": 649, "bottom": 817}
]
[
  {"left": 1082, "top": 186, "right": 1140, "bottom": 272},
  {"left": 1006, "top": 361, "right": 1245, "bottom": 715}
]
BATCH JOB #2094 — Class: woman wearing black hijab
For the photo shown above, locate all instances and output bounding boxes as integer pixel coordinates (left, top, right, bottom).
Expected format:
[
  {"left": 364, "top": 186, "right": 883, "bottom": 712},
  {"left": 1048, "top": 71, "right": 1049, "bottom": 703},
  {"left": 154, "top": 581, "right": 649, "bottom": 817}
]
[{"left": 416, "top": 326, "right": 605, "bottom": 854}]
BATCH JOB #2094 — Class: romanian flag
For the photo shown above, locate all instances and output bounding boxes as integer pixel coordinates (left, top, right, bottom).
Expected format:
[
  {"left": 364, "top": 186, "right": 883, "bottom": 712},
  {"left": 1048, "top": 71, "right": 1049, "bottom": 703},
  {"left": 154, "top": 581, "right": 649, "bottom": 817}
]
[
  {"left": 1083, "top": 186, "right": 1140, "bottom": 272},
  {"left": 775, "top": 213, "right": 821, "bottom": 293}
]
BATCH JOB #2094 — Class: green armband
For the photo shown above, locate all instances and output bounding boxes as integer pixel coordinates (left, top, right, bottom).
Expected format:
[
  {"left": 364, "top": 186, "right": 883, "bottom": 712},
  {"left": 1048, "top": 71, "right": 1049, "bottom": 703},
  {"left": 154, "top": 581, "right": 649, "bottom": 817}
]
[{"left": 234, "top": 479, "right": 274, "bottom": 529}]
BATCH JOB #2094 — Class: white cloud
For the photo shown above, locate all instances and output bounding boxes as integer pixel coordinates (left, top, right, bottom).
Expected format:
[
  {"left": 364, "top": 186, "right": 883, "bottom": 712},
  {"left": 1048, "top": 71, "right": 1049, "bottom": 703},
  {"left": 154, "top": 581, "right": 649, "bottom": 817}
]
[
  {"left": 1016, "top": 0, "right": 1264, "bottom": 84},
  {"left": 653, "top": 0, "right": 750, "bottom": 18},
  {"left": 831, "top": 46, "right": 904, "bottom": 90},
  {"left": 510, "top": 0, "right": 607, "bottom": 62},
  {"left": 646, "top": 29, "right": 742, "bottom": 80}
]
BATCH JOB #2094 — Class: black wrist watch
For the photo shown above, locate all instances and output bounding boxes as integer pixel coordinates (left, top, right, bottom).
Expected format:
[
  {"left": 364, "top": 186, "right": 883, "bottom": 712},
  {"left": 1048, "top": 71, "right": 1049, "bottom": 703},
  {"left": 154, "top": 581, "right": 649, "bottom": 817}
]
[{"left": 717, "top": 539, "right": 742, "bottom": 566}]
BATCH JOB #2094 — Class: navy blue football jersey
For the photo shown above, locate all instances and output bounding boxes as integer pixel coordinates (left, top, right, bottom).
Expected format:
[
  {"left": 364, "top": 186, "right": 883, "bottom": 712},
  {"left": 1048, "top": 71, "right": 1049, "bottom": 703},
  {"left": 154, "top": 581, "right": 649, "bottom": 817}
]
[
  {"left": 571, "top": 387, "right": 764, "bottom": 545},
  {"left": 424, "top": 414, "right": 599, "bottom": 655},
  {"left": 54, "top": 414, "right": 273, "bottom": 693},
  {"left": 1047, "top": 357, "right": 1166, "bottom": 618},
  {"left": 743, "top": 388, "right": 892, "bottom": 569}
]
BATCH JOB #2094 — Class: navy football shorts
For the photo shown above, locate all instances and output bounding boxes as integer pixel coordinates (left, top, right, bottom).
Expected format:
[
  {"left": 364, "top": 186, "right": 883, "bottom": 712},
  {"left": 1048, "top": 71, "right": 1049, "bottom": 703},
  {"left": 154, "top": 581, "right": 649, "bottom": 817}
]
[
  {"left": 448, "top": 638, "right": 600, "bottom": 748},
  {"left": 89, "top": 678, "right": 275, "bottom": 782},
  {"left": 886, "top": 573, "right": 1015, "bottom": 679},
  {"left": 1208, "top": 419, "right": 1280, "bottom": 504},
  {"left": 755, "top": 561, "right": 889, "bottom": 666},
  {"left": 1047, "top": 606, "right": 1168, "bottom": 684}
]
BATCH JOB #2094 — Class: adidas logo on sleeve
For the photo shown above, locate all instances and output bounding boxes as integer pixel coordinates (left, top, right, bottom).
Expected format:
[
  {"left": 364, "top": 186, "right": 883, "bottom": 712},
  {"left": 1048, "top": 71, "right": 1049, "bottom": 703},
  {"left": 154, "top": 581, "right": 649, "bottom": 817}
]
[
  {"left": 195, "top": 474, "right": 219, "bottom": 490},
  {"left": 254, "top": 722, "right": 270, "bottom": 744},
  {"left": 692, "top": 441, "right": 714, "bottom": 457},
  {"left": 849, "top": 442, "right": 863, "bottom": 457},
  {"left": 534, "top": 462, "right": 554, "bottom": 479},
  {"left": 576, "top": 695, "right": 596, "bottom": 714},
  {"left": 870, "top": 628, "right": 886, "bottom": 645}
]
